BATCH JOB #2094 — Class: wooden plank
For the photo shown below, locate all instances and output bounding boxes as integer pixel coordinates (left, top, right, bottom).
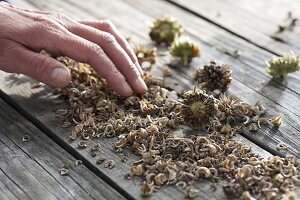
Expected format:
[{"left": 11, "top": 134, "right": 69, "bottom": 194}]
[
  {"left": 0, "top": 0, "right": 298, "bottom": 198},
  {"left": 168, "top": 0, "right": 300, "bottom": 55},
  {"left": 0, "top": 78, "right": 188, "bottom": 199},
  {"left": 0, "top": 98, "right": 125, "bottom": 200},
  {"left": 34, "top": 0, "right": 300, "bottom": 157},
  {"left": 0, "top": 73, "right": 280, "bottom": 199}
]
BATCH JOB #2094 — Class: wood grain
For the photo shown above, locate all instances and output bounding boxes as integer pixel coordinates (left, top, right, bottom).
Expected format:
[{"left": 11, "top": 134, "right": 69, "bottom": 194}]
[
  {"left": 169, "top": 0, "right": 300, "bottom": 55},
  {"left": 0, "top": 0, "right": 299, "bottom": 199},
  {"left": 33, "top": 0, "right": 300, "bottom": 158},
  {"left": 0, "top": 98, "right": 125, "bottom": 200}
]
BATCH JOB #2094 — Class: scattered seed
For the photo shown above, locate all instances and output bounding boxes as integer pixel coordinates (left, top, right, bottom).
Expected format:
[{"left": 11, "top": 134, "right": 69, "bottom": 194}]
[
  {"left": 22, "top": 135, "right": 30, "bottom": 142},
  {"left": 276, "top": 143, "right": 288, "bottom": 151},
  {"left": 96, "top": 157, "right": 106, "bottom": 165},
  {"left": 271, "top": 115, "right": 282, "bottom": 127},
  {"left": 75, "top": 160, "right": 83, "bottom": 166},
  {"left": 78, "top": 141, "right": 87, "bottom": 148},
  {"left": 104, "top": 160, "right": 115, "bottom": 169}
]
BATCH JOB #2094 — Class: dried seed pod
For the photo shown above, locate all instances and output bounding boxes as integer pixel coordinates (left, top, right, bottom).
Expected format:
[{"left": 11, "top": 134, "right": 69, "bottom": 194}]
[
  {"left": 91, "top": 151, "right": 97, "bottom": 157},
  {"left": 149, "top": 16, "right": 183, "bottom": 45},
  {"left": 235, "top": 165, "right": 252, "bottom": 180},
  {"left": 195, "top": 167, "right": 211, "bottom": 178},
  {"left": 140, "top": 181, "right": 154, "bottom": 196},
  {"left": 170, "top": 37, "right": 200, "bottom": 65},
  {"left": 96, "top": 157, "right": 106, "bottom": 165},
  {"left": 180, "top": 89, "right": 217, "bottom": 129},
  {"left": 249, "top": 123, "right": 258, "bottom": 132},
  {"left": 186, "top": 186, "right": 199, "bottom": 198},
  {"left": 60, "top": 166, "right": 69, "bottom": 176},
  {"left": 22, "top": 135, "right": 30, "bottom": 142},
  {"left": 78, "top": 141, "right": 87, "bottom": 148},
  {"left": 82, "top": 132, "right": 90, "bottom": 140},
  {"left": 75, "top": 160, "right": 82, "bottom": 166},
  {"left": 194, "top": 61, "right": 232, "bottom": 93},
  {"left": 276, "top": 143, "right": 288, "bottom": 151},
  {"left": 91, "top": 143, "right": 101, "bottom": 151},
  {"left": 131, "top": 164, "right": 144, "bottom": 176},
  {"left": 271, "top": 115, "right": 282, "bottom": 127},
  {"left": 104, "top": 160, "right": 115, "bottom": 169},
  {"left": 133, "top": 45, "right": 156, "bottom": 66},
  {"left": 69, "top": 131, "right": 77, "bottom": 140},
  {"left": 281, "top": 191, "right": 297, "bottom": 200},
  {"left": 154, "top": 173, "right": 168, "bottom": 186},
  {"left": 248, "top": 157, "right": 261, "bottom": 166},
  {"left": 163, "top": 67, "right": 172, "bottom": 77},
  {"left": 241, "top": 191, "right": 255, "bottom": 200},
  {"left": 266, "top": 52, "right": 300, "bottom": 80},
  {"left": 176, "top": 181, "right": 187, "bottom": 189}
]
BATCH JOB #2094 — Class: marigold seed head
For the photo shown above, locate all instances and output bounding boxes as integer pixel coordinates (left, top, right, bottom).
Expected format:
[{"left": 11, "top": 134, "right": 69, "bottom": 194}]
[
  {"left": 180, "top": 89, "right": 217, "bottom": 129},
  {"left": 194, "top": 61, "right": 232, "bottom": 93},
  {"left": 266, "top": 52, "right": 300, "bottom": 80},
  {"left": 149, "top": 16, "right": 183, "bottom": 45},
  {"left": 170, "top": 37, "right": 200, "bottom": 65}
]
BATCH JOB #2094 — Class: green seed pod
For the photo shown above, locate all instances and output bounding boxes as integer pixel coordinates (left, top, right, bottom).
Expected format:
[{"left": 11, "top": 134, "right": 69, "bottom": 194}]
[
  {"left": 149, "top": 16, "right": 183, "bottom": 45},
  {"left": 170, "top": 37, "right": 200, "bottom": 66},
  {"left": 194, "top": 61, "right": 232, "bottom": 93},
  {"left": 180, "top": 89, "right": 217, "bottom": 129},
  {"left": 266, "top": 52, "right": 300, "bottom": 80}
]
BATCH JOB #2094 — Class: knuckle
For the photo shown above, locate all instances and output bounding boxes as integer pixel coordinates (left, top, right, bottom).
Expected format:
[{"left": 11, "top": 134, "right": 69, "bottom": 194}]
[
  {"left": 101, "top": 19, "right": 115, "bottom": 30},
  {"left": 51, "top": 11, "right": 67, "bottom": 21},
  {"left": 28, "top": 55, "right": 51, "bottom": 76},
  {"left": 89, "top": 43, "right": 105, "bottom": 57},
  {"left": 101, "top": 32, "right": 116, "bottom": 45}
]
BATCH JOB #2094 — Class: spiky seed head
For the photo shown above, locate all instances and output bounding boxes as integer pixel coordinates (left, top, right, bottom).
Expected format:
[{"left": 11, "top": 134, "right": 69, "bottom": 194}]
[
  {"left": 170, "top": 37, "right": 200, "bottom": 65},
  {"left": 180, "top": 89, "right": 217, "bottom": 129},
  {"left": 266, "top": 52, "right": 300, "bottom": 79},
  {"left": 149, "top": 16, "right": 183, "bottom": 45},
  {"left": 194, "top": 61, "right": 232, "bottom": 93}
]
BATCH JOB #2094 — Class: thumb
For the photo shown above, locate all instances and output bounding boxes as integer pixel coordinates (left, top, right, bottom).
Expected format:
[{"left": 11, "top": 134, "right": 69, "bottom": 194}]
[{"left": 14, "top": 47, "right": 71, "bottom": 88}]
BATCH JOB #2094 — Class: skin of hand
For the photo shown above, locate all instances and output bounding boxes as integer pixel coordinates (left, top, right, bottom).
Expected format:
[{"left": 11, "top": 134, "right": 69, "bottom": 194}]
[{"left": 0, "top": 2, "right": 147, "bottom": 96}]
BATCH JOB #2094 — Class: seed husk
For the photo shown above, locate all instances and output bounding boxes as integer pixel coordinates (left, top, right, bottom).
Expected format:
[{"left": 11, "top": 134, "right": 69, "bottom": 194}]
[
  {"left": 22, "top": 135, "right": 30, "bottom": 142},
  {"left": 53, "top": 56, "right": 300, "bottom": 199}
]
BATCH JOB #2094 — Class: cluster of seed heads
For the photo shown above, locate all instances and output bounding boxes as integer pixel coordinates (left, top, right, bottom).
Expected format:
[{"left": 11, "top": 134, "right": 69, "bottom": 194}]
[
  {"left": 52, "top": 55, "right": 299, "bottom": 199},
  {"left": 149, "top": 16, "right": 200, "bottom": 65}
]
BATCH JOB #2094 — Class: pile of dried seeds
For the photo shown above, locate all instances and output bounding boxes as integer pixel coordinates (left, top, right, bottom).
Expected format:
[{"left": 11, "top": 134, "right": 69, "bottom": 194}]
[{"left": 53, "top": 56, "right": 299, "bottom": 199}]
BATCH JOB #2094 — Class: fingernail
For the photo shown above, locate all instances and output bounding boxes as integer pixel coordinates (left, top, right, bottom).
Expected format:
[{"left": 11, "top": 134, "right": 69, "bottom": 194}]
[
  {"left": 133, "top": 76, "right": 148, "bottom": 93},
  {"left": 51, "top": 67, "right": 69, "bottom": 85},
  {"left": 121, "top": 82, "right": 133, "bottom": 96},
  {"left": 135, "top": 61, "right": 143, "bottom": 75}
]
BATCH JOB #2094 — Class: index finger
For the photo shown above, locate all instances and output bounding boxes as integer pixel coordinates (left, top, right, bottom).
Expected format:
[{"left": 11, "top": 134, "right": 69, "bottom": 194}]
[{"left": 79, "top": 20, "right": 143, "bottom": 75}]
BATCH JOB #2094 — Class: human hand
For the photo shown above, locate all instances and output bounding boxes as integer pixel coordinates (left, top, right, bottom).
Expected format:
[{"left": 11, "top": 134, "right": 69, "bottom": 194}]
[{"left": 0, "top": 2, "right": 147, "bottom": 96}]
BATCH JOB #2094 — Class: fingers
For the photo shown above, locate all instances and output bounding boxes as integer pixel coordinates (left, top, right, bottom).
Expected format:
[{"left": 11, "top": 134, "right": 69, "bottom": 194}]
[
  {"left": 80, "top": 20, "right": 143, "bottom": 75},
  {"left": 2, "top": 7, "right": 145, "bottom": 96},
  {"left": 35, "top": 24, "right": 133, "bottom": 96},
  {"left": 68, "top": 22, "right": 147, "bottom": 93},
  {"left": 7, "top": 44, "right": 71, "bottom": 88}
]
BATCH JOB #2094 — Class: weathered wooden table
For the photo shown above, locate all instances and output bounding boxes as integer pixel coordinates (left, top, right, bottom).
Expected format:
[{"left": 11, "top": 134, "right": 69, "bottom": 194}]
[{"left": 0, "top": 0, "right": 300, "bottom": 199}]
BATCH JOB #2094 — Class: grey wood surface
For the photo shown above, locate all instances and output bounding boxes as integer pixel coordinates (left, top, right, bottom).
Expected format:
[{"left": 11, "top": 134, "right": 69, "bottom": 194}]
[
  {"left": 169, "top": 0, "right": 300, "bottom": 55},
  {"left": 0, "top": 0, "right": 299, "bottom": 199},
  {"left": 27, "top": 0, "right": 300, "bottom": 159},
  {"left": 0, "top": 99, "right": 125, "bottom": 200}
]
